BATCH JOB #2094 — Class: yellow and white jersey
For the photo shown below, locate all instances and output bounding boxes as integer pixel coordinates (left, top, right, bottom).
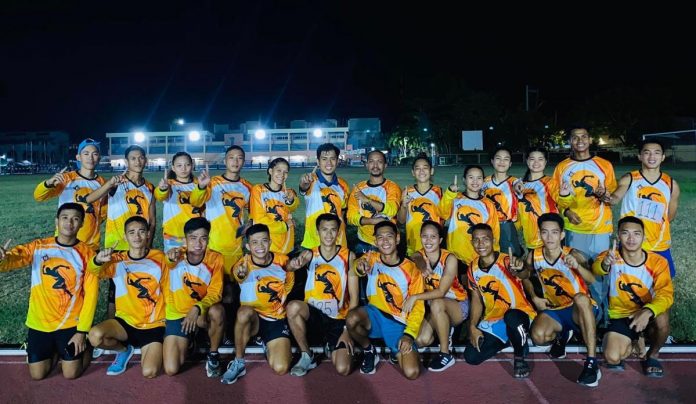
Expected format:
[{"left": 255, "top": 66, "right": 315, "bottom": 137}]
[
  {"left": 233, "top": 253, "right": 294, "bottom": 321},
  {"left": 361, "top": 251, "right": 424, "bottom": 339},
  {"left": 0, "top": 238, "right": 98, "bottom": 332},
  {"left": 439, "top": 189, "right": 500, "bottom": 265},
  {"left": 106, "top": 179, "right": 154, "bottom": 251},
  {"left": 620, "top": 171, "right": 672, "bottom": 251},
  {"left": 517, "top": 176, "right": 559, "bottom": 249},
  {"left": 419, "top": 248, "right": 467, "bottom": 301},
  {"left": 155, "top": 179, "right": 206, "bottom": 251},
  {"left": 190, "top": 175, "right": 252, "bottom": 271},
  {"left": 250, "top": 183, "right": 299, "bottom": 254},
  {"left": 403, "top": 184, "right": 442, "bottom": 256},
  {"left": 88, "top": 250, "right": 167, "bottom": 329},
  {"left": 347, "top": 179, "right": 401, "bottom": 246},
  {"left": 165, "top": 249, "right": 224, "bottom": 319},
  {"left": 553, "top": 156, "right": 616, "bottom": 234},
  {"left": 301, "top": 174, "right": 350, "bottom": 249},
  {"left": 531, "top": 247, "right": 593, "bottom": 310},
  {"left": 482, "top": 176, "right": 518, "bottom": 222},
  {"left": 468, "top": 253, "right": 536, "bottom": 322},
  {"left": 304, "top": 246, "right": 351, "bottom": 320},
  {"left": 34, "top": 171, "right": 107, "bottom": 250},
  {"left": 593, "top": 250, "right": 673, "bottom": 319}
]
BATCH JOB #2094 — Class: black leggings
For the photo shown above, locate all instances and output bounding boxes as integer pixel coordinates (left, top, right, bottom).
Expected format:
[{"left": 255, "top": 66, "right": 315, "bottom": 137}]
[{"left": 464, "top": 309, "right": 530, "bottom": 365}]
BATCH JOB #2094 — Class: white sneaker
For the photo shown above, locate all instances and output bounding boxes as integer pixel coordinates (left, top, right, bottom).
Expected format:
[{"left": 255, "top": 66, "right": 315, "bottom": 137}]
[
  {"left": 92, "top": 348, "right": 105, "bottom": 359},
  {"left": 290, "top": 351, "right": 317, "bottom": 377}
]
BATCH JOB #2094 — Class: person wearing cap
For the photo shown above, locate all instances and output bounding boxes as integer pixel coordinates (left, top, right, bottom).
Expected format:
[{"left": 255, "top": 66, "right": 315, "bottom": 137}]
[{"left": 34, "top": 138, "right": 107, "bottom": 250}]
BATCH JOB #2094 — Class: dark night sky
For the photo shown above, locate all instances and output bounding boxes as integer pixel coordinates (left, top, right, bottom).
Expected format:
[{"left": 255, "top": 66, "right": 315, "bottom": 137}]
[{"left": 2, "top": 1, "right": 695, "bottom": 139}]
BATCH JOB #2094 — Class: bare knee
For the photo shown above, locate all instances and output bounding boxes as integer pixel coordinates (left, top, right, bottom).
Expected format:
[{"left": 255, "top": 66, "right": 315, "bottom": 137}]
[
  {"left": 88, "top": 328, "right": 103, "bottom": 347},
  {"left": 573, "top": 293, "right": 591, "bottom": 308},
  {"left": 29, "top": 369, "right": 48, "bottom": 381},
  {"left": 237, "top": 306, "right": 256, "bottom": 323},
  {"left": 531, "top": 326, "right": 552, "bottom": 346},
  {"left": 403, "top": 365, "right": 420, "bottom": 380},
  {"left": 164, "top": 362, "right": 180, "bottom": 376},
  {"left": 208, "top": 304, "right": 225, "bottom": 325},
  {"left": 271, "top": 361, "right": 289, "bottom": 375},
  {"left": 62, "top": 367, "right": 82, "bottom": 380},
  {"left": 429, "top": 299, "right": 446, "bottom": 314},
  {"left": 142, "top": 366, "right": 159, "bottom": 379},
  {"left": 286, "top": 300, "right": 304, "bottom": 319},
  {"left": 335, "top": 362, "right": 351, "bottom": 376},
  {"left": 416, "top": 335, "right": 433, "bottom": 347},
  {"left": 345, "top": 310, "right": 362, "bottom": 329}
]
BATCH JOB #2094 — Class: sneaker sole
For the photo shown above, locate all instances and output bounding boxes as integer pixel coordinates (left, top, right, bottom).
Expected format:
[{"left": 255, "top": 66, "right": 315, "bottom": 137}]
[
  {"left": 106, "top": 348, "right": 135, "bottom": 376},
  {"left": 360, "top": 355, "right": 380, "bottom": 375},
  {"left": 290, "top": 361, "right": 318, "bottom": 377},
  {"left": 578, "top": 369, "right": 602, "bottom": 387},
  {"left": 220, "top": 368, "right": 246, "bottom": 385},
  {"left": 428, "top": 358, "right": 456, "bottom": 372}
]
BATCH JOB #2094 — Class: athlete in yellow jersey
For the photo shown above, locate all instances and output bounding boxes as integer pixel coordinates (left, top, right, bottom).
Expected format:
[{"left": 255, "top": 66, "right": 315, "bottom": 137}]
[
  {"left": 87, "top": 145, "right": 156, "bottom": 250},
  {"left": 190, "top": 145, "right": 252, "bottom": 272},
  {"left": 87, "top": 217, "right": 167, "bottom": 378},
  {"left": 347, "top": 221, "right": 424, "bottom": 380},
  {"left": 347, "top": 150, "right": 401, "bottom": 254},
  {"left": 397, "top": 154, "right": 443, "bottom": 256},
  {"left": 608, "top": 140, "right": 681, "bottom": 278},
  {"left": 250, "top": 157, "right": 299, "bottom": 254},
  {"left": 155, "top": 152, "right": 205, "bottom": 251},
  {"left": 299, "top": 143, "right": 350, "bottom": 249},
  {"left": 464, "top": 223, "right": 535, "bottom": 379},
  {"left": 0, "top": 203, "right": 98, "bottom": 380},
  {"left": 34, "top": 138, "right": 106, "bottom": 250},
  {"left": 523, "top": 213, "right": 600, "bottom": 387},
  {"left": 223, "top": 224, "right": 305, "bottom": 384},
  {"left": 483, "top": 147, "right": 522, "bottom": 256},
  {"left": 553, "top": 126, "right": 617, "bottom": 328},
  {"left": 286, "top": 214, "right": 359, "bottom": 376},
  {"left": 407, "top": 221, "right": 468, "bottom": 372},
  {"left": 440, "top": 165, "right": 500, "bottom": 265},
  {"left": 162, "top": 218, "right": 225, "bottom": 378},
  {"left": 594, "top": 217, "right": 673, "bottom": 378},
  {"left": 513, "top": 147, "right": 559, "bottom": 249},
  {"left": 553, "top": 127, "right": 617, "bottom": 258}
]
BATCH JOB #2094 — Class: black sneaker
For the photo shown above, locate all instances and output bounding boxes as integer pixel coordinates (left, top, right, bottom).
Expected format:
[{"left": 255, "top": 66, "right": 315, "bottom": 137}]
[
  {"left": 388, "top": 351, "right": 398, "bottom": 365},
  {"left": 428, "top": 352, "right": 455, "bottom": 372},
  {"left": 549, "top": 330, "right": 573, "bottom": 359},
  {"left": 513, "top": 358, "right": 531, "bottom": 378},
  {"left": 577, "top": 359, "right": 601, "bottom": 387},
  {"left": 360, "top": 347, "right": 379, "bottom": 375}
]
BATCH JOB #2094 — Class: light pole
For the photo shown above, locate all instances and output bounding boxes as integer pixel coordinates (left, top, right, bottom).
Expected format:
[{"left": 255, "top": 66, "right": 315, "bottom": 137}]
[{"left": 430, "top": 143, "right": 436, "bottom": 167}]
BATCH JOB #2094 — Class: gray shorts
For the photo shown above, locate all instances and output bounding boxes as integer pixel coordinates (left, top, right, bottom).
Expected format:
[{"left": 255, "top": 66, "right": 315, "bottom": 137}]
[{"left": 565, "top": 231, "right": 610, "bottom": 260}]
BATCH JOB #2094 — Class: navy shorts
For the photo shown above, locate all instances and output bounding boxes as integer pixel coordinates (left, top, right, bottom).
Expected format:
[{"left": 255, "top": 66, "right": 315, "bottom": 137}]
[
  {"left": 365, "top": 304, "right": 407, "bottom": 352},
  {"left": 27, "top": 327, "right": 83, "bottom": 364},
  {"left": 115, "top": 317, "right": 164, "bottom": 348},
  {"left": 165, "top": 318, "right": 194, "bottom": 339},
  {"left": 258, "top": 317, "right": 291, "bottom": 344},
  {"left": 543, "top": 304, "right": 599, "bottom": 334},
  {"left": 655, "top": 249, "right": 676, "bottom": 278},
  {"left": 607, "top": 317, "right": 641, "bottom": 341}
]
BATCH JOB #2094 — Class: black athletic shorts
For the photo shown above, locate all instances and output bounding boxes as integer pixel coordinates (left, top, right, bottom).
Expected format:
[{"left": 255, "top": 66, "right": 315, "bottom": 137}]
[
  {"left": 607, "top": 317, "right": 641, "bottom": 341},
  {"left": 27, "top": 327, "right": 83, "bottom": 364},
  {"left": 258, "top": 317, "right": 290, "bottom": 344},
  {"left": 307, "top": 305, "right": 345, "bottom": 352},
  {"left": 108, "top": 279, "right": 116, "bottom": 304},
  {"left": 115, "top": 317, "right": 164, "bottom": 348}
]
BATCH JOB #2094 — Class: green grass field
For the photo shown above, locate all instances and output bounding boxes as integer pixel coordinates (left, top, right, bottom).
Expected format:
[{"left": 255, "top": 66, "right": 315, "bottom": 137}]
[{"left": 1, "top": 164, "right": 694, "bottom": 344}]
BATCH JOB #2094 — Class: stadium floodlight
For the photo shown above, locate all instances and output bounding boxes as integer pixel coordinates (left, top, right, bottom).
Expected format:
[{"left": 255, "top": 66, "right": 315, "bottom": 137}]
[
  {"left": 177, "top": 118, "right": 185, "bottom": 125},
  {"left": 188, "top": 131, "right": 201, "bottom": 141},
  {"left": 313, "top": 128, "right": 322, "bottom": 138},
  {"left": 423, "top": 128, "right": 428, "bottom": 132},
  {"left": 134, "top": 131, "right": 146, "bottom": 143},
  {"left": 489, "top": 126, "right": 495, "bottom": 131},
  {"left": 255, "top": 129, "right": 266, "bottom": 140}
]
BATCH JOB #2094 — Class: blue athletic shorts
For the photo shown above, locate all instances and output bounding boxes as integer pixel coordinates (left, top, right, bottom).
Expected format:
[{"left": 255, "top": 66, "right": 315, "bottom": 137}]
[
  {"left": 365, "top": 304, "right": 406, "bottom": 352},
  {"left": 543, "top": 304, "right": 599, "bottom": 334},
  {"left": 655, "top": 249, "right": 676, "bottom": 278}
]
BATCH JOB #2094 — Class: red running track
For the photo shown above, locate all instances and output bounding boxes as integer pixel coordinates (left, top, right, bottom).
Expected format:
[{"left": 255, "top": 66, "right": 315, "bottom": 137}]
[{"left": 1, "top": 353, "right": 694, "bottom": 403}]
